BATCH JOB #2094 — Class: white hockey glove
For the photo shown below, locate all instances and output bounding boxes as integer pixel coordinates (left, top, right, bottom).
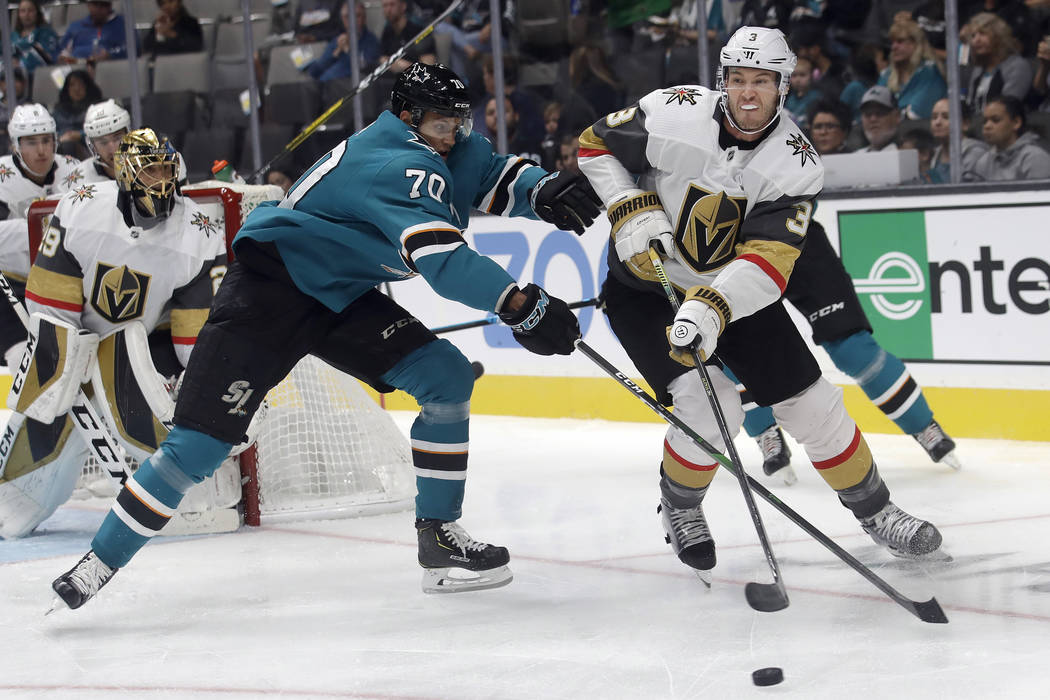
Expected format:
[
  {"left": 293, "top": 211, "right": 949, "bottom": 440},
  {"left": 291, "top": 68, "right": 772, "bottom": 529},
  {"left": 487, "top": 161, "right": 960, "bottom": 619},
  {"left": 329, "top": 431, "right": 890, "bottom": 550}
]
[
  {"left": 667, "top": 286, "right": 732, "bottom": 366},
  {"left": 607, "top": 189, "right": 674, "bottom": 281}
]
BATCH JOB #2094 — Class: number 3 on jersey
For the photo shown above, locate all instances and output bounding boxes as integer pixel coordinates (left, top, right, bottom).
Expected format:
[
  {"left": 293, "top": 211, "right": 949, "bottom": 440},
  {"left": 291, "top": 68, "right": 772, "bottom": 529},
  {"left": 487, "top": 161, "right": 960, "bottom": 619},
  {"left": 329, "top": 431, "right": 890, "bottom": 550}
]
[
  {"left": 785, "top": 201, "right": 812, "bottom": 236},
  {"left": 405, "top": 169, "right": 446, "bottom": 202}
]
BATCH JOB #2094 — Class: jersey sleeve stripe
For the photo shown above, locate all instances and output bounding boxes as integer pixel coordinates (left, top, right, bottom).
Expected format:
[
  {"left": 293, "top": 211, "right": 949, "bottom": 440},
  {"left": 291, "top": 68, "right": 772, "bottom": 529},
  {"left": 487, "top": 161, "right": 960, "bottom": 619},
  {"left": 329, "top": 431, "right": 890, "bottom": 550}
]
[
  {"left": 410, "top": 241, "right": 464, "bottom": 260},
  {"left": 171, "top": 307, "right": 209, "bottom": 343},
  {"left": 578, "top": 147, "right": 610, "bottom": 158},
  {"left": 480, "top": 157, "right": 532, "bottom": 215},
  {"left": 24, "top": 289, "right": 83, "bottom": 312},
  {"left": 171, "top": 335, "right": 197, "bottom": 345},
  {"left": 737, "top": 252, "right": 788, "bottom": 292},
  {"left": 401, "top": 225, "right": 464, "bottom": 262},
  {"left": 578, "top": 126, "right": 607, "bottom": 151}
]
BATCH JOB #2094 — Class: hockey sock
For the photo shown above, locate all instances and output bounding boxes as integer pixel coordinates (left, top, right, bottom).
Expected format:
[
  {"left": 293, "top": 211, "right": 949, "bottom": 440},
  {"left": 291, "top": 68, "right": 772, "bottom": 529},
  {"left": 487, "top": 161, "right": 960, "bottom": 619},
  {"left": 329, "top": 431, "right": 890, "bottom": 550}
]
[
  {"left": 660, "top": 468, "right": 710, "bottom": 508},
  {"left": 381, "top": 340, "right": 473, "bottom": 522},
  {"left": 722, "top": 364, "right": 777, "bottom": 439},
  {"left": 823, "top": 331, "right": 933, "bottom": 435},
  {"left": 91, "top": 426, "right": 233, "bottom": 568}
]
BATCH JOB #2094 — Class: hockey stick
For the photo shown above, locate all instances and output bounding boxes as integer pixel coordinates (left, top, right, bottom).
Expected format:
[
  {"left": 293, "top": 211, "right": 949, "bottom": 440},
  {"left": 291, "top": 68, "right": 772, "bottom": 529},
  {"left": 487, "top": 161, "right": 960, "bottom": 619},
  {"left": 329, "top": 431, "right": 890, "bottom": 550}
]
[
  {"left": 247, "top": 0, "right": 467, "bottom": 182},
  {"left": 573, "top": 338, "right": 948, "bottom": 623},
  {"left": 0, "top": 271, "right": 130, "bottom": 486},
  {"left": 646, "top": 247, "right": 788, "bottom": 613},
  {"left": 431, "top": 298, "right": 602, "bottom": 335}
]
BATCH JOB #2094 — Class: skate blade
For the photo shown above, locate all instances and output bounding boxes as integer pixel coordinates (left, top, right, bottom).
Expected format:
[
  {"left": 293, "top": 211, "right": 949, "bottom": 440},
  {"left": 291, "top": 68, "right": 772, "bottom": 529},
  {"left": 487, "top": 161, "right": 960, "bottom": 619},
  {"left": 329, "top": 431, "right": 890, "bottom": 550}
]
[
  {"left": 421, "top": 565, "right": 513, "bottom": 594},
  {"left": 693, "top": 569, "right": 712, "bottom": 589},
  {"left": 779, "top": 465, "right": 798, "bottom": 486},
  {"left": 44, "top": 595, "right": 65, "bottom": 617},
  {"left": 940, "top": 451, "right": 962, "bottom": 471},
  {"left": 889, "top": 547, "right": 954, "bottom": 564}
]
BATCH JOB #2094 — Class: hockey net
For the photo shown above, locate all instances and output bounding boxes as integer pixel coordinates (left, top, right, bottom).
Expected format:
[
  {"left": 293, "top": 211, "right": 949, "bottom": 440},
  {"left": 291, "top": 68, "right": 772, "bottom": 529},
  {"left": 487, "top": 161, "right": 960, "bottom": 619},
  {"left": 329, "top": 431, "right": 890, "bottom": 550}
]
[{"left": 26, "top": 183, "right": 415, "bottom": 526}]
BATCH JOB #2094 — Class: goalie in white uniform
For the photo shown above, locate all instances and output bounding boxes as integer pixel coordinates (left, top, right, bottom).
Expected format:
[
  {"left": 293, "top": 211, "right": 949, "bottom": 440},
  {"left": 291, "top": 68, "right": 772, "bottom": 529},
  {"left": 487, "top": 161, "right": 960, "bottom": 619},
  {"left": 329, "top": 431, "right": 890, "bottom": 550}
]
[
  {"left": 0, "top": 104, "right": 80, "bottom": 372},
  {"left": 578, "top": 27, "right": 944, "bottom": 575},
  {"left": 0, "top": 128, "right": 233, "bottom": 539}
]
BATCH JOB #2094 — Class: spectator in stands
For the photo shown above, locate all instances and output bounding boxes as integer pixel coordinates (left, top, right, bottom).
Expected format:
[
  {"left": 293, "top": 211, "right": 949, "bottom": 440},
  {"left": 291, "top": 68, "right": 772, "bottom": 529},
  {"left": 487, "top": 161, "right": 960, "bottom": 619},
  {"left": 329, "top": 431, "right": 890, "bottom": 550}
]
[
  {"left": 52, "top": 69, "right": 102, "bottom": 159},
  {"left": 786, "top": 56, "right": 823, "bottom": 129},
  {"left": 878, "top": 16, "right": 946, "bottom": 120},
  {"left": 899, "top": 127, "right": 938, "bottom": 182},
  {"left": 57, "top": 0, "right": 135, "bottom": 64},
  {"left": 0, "top": 66, "right": 29, "bottom": 127},
  {"left": 962, "top": 12, "right": 1033, "bottom": 113},
  {"left": 484, "top": 96, "right": 541, "bottom": 162},
  {"left": 928, "top": 97, "right": 989, "bottom": 182},
  {"left": 539, "top": 101, "right": 561, "bottom": 171},
  {"left": 857, "top": 85, "right": 901, "bottom": 152},
  {"left": 430, "top": 0, "right": 513, "bottom": 84},
  {"left": 568, "top": 43, "right": 625, "bottom": 123},
  {"left": 1033, "top": 32, "right": 1050, "bottom": 112},
  {"left": 305, "top": 1, "right": 381, "bottom": 81},
  {"left": 558, "top": 132, "right": 580, "bottom": 175},
  {"left": 471, "top": 54, "right": 543, "bottom": 146},
  {"left": 266, "top": 167, "right": 295, "bottom": 193},
  {"left": 791, "top": 19, "right": 846, "bottom": 100},
  {"left": 971, "top": 95, "right": 1050, "bottom": 180},
  {"left": 142, "top": 0, "right": 203, "bottom": 56},
  {"left": 11, "top": 0, "right": 60, "bottom": 77},
  {"left": 295, "top": 0, "right": 344, "bottom": 44},
  {"left": 907, "top": 1, "right": 947, "bottom": 59},
  {"left": 378, "top": 0, "right": 436, "bottom": 74},
  {"left": 839, "top": 42, "right": 886, "bottom": 124},
  {"left": 807, "top": 99, "right": 853, "bottom": 155}
]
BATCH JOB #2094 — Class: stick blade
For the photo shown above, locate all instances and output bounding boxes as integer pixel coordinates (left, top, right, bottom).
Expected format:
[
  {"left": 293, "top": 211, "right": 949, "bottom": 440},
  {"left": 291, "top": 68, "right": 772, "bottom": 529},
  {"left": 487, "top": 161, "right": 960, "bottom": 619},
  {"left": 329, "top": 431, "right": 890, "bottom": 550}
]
[
  {"left": 911, "top": 597, "right": 949, "bottom": 624},
  {"left": 745, "top": 581, "right": 790, "bottom": 612}
]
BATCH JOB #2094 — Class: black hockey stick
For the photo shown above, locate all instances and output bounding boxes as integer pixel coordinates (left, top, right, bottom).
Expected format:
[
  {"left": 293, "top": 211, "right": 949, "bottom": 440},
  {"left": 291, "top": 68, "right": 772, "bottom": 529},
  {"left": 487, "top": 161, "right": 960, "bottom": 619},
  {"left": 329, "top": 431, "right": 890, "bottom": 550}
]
[
  {"left": 430, "top": 297, "right": 602, "bottom": 335},
  {"left": 646, "top": 248, "right": 789, "bottom": 613},
  {"left": 247, "top": 0, "right": 467, "bottom": 182},
  {"left": 574, "top": 338, "right": 948, "bottom": 623}
]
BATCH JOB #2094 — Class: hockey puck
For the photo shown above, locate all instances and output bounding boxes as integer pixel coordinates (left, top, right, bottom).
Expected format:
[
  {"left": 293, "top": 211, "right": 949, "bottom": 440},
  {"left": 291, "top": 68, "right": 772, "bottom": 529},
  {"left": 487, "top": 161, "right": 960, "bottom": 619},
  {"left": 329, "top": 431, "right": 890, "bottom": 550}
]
[
  {"left": 471, "top": 361, "right": 485, "bottom": 379},
  {"left": 751, "top": 667, "right": 784, "bottom": 686}
]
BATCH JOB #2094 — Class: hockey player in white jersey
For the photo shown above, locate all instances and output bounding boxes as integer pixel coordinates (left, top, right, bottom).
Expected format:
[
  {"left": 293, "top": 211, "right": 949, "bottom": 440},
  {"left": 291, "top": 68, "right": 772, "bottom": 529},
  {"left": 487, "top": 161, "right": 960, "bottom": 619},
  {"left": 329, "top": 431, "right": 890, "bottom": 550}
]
[
  {"left": 0, "top": 104, "right": 80, "bottom": 369},
  {"left": 578, "top": 27, "right": 943, "bottom": 577},
  {"left": 0, "top": 128, "right": 230, "bottom": 540},
  {"left": 63, "top": 99, "right": 188, "bottom": 187}
]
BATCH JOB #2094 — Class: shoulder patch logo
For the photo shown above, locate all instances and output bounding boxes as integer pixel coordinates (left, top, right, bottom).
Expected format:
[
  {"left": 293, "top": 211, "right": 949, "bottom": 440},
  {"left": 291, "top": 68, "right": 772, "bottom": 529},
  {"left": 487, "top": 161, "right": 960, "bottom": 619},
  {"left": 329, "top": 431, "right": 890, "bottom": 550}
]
[
  {"left": 191, "top": 211, "right": 219, "bottom": 236},
  {"left": 90, "top": 263, "right": 151, "bottom": 323},
  {"left": 64, "top": 169, "right": 84, "bottom": 188},
  {"left": 70, "top": 183, "right": 96, "bottom": 201},
  {"left": 662, "top": 87, "right": 702, "bottom": 106},
  {"left": 0, "top": 163, "right": 14, "bottom": 182},
  {"left": 786, "top": 132, "right": 817, "bottom": 167}
]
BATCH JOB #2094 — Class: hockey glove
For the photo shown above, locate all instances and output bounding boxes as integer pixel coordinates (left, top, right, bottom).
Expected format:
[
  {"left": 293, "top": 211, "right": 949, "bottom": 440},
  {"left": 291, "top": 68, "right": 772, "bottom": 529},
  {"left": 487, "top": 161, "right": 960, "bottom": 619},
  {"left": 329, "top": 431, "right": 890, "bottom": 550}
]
[
  {"left": 498, "top": 283, "right": 580, "bottom": 356},
  {"left": 530, "top": 170, "right": 602, "bottom": 235},
  {"left": 667, "top": 286, "right": 732, "bottom": 366},
  {"left": 607, "top": 190, "right": 674, "bottom": 281}
]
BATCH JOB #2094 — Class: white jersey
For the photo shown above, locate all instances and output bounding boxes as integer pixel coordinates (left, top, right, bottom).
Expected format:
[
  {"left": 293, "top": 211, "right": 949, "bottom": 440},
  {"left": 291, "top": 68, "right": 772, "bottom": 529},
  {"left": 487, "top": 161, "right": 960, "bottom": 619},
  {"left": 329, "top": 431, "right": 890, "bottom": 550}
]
[
  {"left": 0, "top": 153, "right": 81, "bottom": 284},
  {"left": 579, "top": 86, "right": 823, "bottom": 321},
  {"left": 64, "top": 151, "right": 190, "bottom": 188},
  {"left": 25, "top": 182, "right": 228, "bottom": 367}
]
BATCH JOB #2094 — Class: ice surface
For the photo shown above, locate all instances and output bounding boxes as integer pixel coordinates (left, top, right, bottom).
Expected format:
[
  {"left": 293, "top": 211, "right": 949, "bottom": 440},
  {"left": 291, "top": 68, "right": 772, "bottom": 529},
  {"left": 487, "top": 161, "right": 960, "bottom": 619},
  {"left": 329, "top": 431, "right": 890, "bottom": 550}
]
[{"left": 2, "top": 412, "right": 1048, "bottom": 699}]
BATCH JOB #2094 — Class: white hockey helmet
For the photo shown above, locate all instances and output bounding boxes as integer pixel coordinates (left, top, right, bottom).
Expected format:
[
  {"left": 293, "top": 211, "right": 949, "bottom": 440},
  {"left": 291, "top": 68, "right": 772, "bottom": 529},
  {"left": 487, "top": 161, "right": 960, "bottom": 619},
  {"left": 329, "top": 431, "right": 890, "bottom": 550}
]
[
  {"left": 84, "top": 99, "right": 131, "bottom": 140},
  {"left": 7, "top": 103, "right": 57, "bottom": 157},
  {"left": 718, "top": 27, "right": 797, "bottom": 133}
]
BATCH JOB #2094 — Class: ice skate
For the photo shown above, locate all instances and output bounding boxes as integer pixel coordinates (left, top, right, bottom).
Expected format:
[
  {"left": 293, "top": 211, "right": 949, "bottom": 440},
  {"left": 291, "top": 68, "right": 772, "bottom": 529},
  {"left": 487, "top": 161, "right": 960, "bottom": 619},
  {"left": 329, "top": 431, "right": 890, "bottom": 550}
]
[
  {"left": 859, "top": 502, "right": 943, "bottom": 558},
  {"left": 658, "top": 498, "right": 716, "bottom": 587},
  {"left": 912, "top": 420, "right": 961, "bottom": 470},
  {"left": 416, "top": 519, "right": 512, "bottom": 593},
  {"left": 48, "top": 551, "right": 117, "bottom": 613},
  {"left": 756, "top": 426, "right": 797, "bottom": 485}
]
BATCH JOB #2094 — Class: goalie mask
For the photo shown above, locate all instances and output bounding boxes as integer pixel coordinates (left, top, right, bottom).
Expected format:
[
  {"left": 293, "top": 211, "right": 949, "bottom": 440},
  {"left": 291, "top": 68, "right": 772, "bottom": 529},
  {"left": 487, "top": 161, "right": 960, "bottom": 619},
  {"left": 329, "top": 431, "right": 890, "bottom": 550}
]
[
  {"left": 7, "top": 103, "right": 57, "bottom": 177},
  {"left": 717, "top": 26, "right": 797, "bottom": 134},
  {"left": 115, "top": 128, "right": 180, "bottom": 228},
  {"left": 391, "top": 62, "right": 473, "bottom": 141},
  {"left": 84, "top": 99, "right": 131, "bottom": 161}
]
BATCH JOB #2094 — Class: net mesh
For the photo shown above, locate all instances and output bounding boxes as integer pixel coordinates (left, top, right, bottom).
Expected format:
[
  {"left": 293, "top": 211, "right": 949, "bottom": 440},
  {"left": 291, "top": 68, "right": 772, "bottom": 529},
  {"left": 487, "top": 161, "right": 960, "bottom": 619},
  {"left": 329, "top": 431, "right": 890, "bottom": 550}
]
[{"left": 59, "top": 183, "right": 415, "bottom": 521}]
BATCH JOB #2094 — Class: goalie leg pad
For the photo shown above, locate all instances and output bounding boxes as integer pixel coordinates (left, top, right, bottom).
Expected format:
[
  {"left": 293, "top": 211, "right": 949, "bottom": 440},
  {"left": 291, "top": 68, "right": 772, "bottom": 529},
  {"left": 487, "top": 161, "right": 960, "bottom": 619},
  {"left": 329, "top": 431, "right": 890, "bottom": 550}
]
[
  {"left": 381, "top": 339, "right": 473, "bottom": 522},
  {"left": 10, "top": 313, "right": 99, "bottom": 424},
  {"left": 0, "top": 413, "right": 88, "bottom": 539}
]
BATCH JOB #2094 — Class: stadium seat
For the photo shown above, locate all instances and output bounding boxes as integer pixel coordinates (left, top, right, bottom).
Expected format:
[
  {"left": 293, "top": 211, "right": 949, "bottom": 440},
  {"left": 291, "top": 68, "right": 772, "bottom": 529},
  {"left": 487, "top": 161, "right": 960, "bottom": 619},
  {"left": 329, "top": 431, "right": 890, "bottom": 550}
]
[
  {"left": 182, "top": 127, "right": 237, "bottom": 182},
  {"left": 266, "top": 43, "right": 325, "bottom": 85},
  {"left": 213, "top": 16, "right": 273, "bottom": 59},
  {"left": 93, "top": 58, "right": 151, "bottom": 100},
  {"left": 153, "top": 52, "right": 211, "bottom": 94},
  {"left": 237, "top": 122, "right": 295, "bottom": 175},
  {"left": 141, "top": 91, "right": 198, "bottom": 142},
  {"left": 31, "top": 64, "right": 70, "bottom": 107}
]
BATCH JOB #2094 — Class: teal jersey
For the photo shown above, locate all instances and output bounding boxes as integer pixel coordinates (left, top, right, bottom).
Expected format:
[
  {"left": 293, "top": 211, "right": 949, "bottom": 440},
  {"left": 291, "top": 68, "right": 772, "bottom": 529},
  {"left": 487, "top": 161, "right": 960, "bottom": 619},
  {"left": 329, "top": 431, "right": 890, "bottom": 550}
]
[{"left": 235, "top": 111, "right": 546, "bottom": 312}]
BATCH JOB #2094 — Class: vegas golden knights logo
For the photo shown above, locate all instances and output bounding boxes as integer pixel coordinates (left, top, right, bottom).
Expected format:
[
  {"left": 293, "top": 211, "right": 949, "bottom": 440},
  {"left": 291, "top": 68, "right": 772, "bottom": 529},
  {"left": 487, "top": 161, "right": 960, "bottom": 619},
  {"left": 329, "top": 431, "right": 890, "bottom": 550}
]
[
  {"left": 91, "top": 263, "right": 151, "bottom": 323},
  {"left": 673, "top": 185, "right": 747, "bottom": 274}
]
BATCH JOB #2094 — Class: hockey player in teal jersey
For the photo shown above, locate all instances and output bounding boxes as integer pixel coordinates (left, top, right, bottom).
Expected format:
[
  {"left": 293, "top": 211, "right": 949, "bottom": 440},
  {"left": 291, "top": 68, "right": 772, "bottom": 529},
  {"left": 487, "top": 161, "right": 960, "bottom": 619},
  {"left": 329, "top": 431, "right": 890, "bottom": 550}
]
[{"left": 50, "top": 62, "right": 602, "bottom": 608}]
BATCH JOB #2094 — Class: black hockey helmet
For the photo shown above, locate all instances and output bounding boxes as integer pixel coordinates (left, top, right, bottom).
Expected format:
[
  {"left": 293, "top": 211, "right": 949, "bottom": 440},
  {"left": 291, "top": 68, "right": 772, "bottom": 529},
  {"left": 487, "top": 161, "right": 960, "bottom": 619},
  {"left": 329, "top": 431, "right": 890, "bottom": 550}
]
[{"left": 391, "top": 62, "right": 473, "bottom": 138}]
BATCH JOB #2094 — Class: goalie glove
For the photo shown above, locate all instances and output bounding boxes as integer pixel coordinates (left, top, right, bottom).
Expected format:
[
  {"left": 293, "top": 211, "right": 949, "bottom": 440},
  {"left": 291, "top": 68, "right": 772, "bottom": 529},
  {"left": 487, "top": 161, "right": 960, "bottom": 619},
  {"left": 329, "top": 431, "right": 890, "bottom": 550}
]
[
  {"left": 530, "top": 170, "right": 602, "bottom": 235},
  {"left": 667, "top": 286, "right": 732, "bottom": 365},
  {"left": 498, "top": 283, "right": 580, "bottom": 356},
  {"left": 607, "top": 189, "right": 674, "bottom": 281}
]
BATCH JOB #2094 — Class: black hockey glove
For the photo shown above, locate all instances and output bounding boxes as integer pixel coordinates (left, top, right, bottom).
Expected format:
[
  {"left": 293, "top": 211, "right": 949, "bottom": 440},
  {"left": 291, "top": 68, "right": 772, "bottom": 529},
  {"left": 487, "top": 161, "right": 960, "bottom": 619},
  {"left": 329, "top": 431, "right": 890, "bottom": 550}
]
[
  {"left": 529, "top": 170, "right": 602, "bottom": 236},
  {"left": 498, "top": 284, "right": 580, "bottom": 356}
]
